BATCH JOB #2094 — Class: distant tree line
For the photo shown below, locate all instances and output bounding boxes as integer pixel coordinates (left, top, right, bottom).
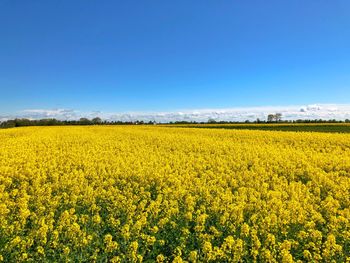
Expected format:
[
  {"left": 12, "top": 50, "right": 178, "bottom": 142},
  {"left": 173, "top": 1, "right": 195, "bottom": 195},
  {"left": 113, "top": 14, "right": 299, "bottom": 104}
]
[
  {"left": 172, "top": 113, "right": 350, "bottom": 124},
  {"left": 0, "top": 118, "right": 157, "bottom": 129},
  {"left": 1, "top": 116, "right": 350, "bottom": 129},
  {"left": 170, "top": 119, "right": 350, "bottom": 125}
]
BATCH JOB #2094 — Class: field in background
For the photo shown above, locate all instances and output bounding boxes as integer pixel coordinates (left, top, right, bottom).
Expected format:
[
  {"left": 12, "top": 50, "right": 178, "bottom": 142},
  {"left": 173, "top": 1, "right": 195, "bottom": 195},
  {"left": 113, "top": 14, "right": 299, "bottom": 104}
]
[
  {"left": 0, "top": 126, "right": 349, "bottom": 262},
  {"left": 163, "top": 123, "right": 350, "bottom": 133}
]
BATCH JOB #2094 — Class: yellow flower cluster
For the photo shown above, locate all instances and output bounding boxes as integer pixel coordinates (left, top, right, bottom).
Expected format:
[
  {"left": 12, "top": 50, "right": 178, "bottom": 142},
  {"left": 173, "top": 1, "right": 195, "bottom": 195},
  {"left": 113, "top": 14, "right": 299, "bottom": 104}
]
[{"left": 0, "top": 126, "right": 349, "bottom": 262}]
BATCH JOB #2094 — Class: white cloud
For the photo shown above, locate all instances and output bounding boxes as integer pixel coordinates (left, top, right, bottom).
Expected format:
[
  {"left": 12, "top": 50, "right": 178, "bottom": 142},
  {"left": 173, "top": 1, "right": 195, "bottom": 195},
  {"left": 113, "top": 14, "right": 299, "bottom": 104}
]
[
  {"left": 22, "top": 109, "right": 78, "bottom": 119},
  {"left": 1, "top": 104, "right": 350, "bottom": 123}
]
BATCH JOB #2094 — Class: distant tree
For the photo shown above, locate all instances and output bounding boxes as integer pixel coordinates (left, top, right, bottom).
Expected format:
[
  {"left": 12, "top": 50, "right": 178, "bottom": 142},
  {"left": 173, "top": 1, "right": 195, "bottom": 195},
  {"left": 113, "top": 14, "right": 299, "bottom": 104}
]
[
  {"left": 92, "top": 117, "right": 102, "bottom": 125},
  {"left": 38, "top": 118, "right": 59, "bottom": 126},
  {"left": 79, "top": 118, "right": 91, "bottom": 125},
  {"left": 267, "top": 113, "right": 282, "bottom": 122},
  {"left": 0, "top": 120, "right": 16, "bottom": 128},
  {"left": 267, "top": 114, "right": 275, "bottom": 122},
  {"left": 275, "top": 113, "right": 282, "bottom": 122},
  {"left": 208, "top": 118, "right": 217, "bottom": 124},
  {"left": 14, "top": 118, "right": 31, "bottom": 127}
]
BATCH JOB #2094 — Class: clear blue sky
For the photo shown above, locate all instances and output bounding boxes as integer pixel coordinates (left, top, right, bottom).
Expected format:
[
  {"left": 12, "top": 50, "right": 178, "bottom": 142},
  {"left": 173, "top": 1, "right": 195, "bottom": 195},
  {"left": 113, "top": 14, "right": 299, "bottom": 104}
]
[{"left": 0, "top": 0, "right": 349, "bottom": 114}]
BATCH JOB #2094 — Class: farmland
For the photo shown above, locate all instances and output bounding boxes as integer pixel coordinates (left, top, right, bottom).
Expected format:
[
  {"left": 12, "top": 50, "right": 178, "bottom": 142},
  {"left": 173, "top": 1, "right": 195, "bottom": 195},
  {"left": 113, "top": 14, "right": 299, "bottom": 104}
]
[{"left": 0, "top": 126, "right": 349, "bottom": 262}]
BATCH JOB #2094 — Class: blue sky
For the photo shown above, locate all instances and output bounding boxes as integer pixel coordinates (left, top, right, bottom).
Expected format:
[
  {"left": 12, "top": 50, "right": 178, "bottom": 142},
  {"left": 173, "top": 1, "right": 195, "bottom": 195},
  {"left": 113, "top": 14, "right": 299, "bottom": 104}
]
[{"left": 0, "top": 0, "right": 349, "bottom": 116}]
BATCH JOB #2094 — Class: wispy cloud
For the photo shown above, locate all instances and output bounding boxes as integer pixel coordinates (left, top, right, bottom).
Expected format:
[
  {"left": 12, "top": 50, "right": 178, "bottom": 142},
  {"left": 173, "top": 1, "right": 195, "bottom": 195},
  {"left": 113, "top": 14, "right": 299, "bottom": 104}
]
[{"left": 1, "top": 104, "right": 350, "bottom": 123}]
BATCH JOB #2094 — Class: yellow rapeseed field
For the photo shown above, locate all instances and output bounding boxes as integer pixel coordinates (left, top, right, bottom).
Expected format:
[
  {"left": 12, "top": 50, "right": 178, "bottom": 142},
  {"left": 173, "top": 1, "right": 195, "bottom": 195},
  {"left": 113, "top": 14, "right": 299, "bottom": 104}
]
[{"left": 0, "top": 126, "right": 349, "bottom": 262}]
